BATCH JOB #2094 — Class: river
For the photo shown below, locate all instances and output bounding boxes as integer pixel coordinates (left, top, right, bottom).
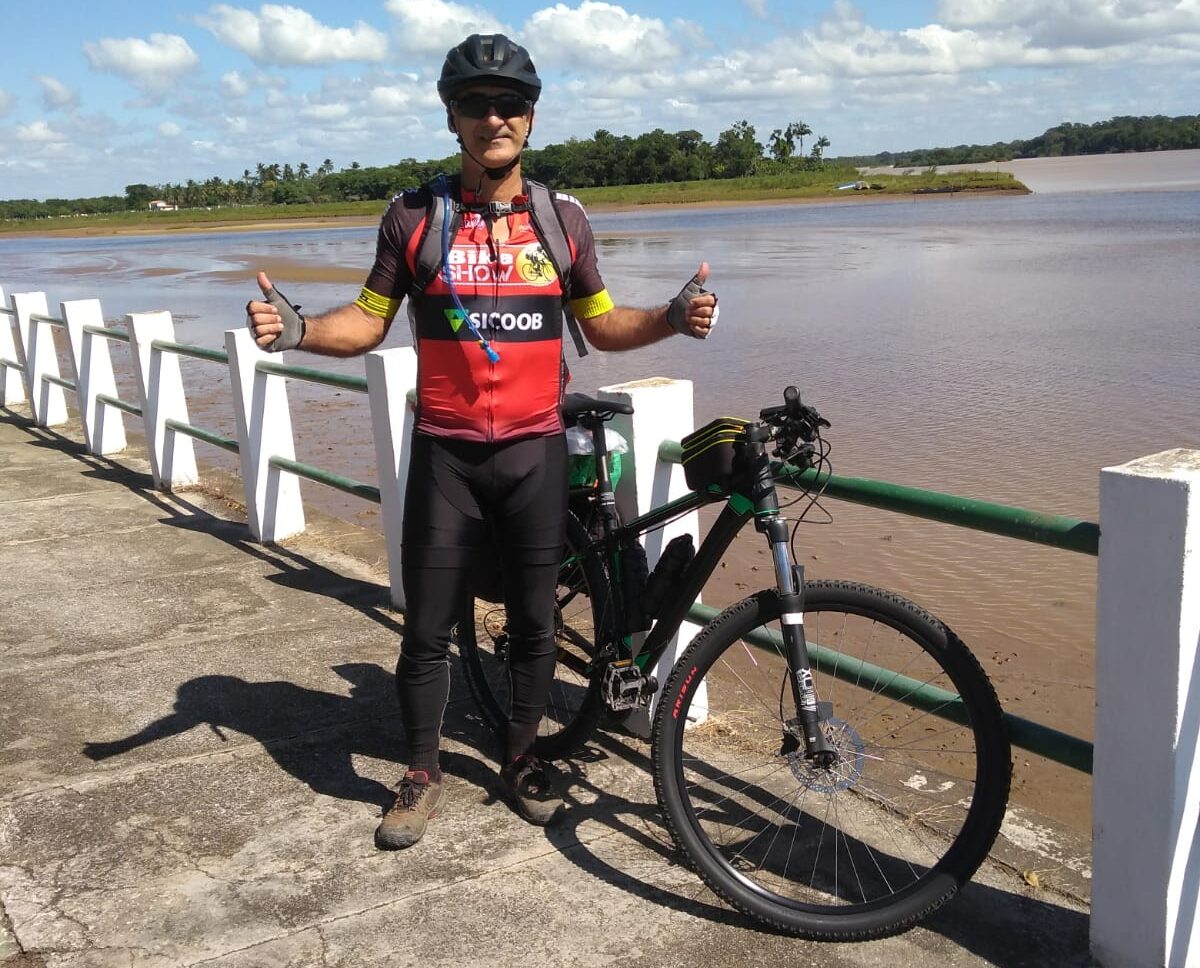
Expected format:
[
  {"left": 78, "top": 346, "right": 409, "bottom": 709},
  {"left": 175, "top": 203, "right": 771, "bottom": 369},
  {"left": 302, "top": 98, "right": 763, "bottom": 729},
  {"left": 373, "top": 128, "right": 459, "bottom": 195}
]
[{"left": 3, "top": 149, "right": 1199, "bottom": 833}]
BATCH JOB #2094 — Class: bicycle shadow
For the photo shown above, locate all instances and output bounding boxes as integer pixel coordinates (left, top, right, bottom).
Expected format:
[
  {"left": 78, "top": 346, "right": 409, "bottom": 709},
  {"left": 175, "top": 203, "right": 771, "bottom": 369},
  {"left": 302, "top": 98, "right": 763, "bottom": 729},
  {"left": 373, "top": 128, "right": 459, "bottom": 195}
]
[{"left": 535, "top": 728, "right": 1093, "bottom": 964}]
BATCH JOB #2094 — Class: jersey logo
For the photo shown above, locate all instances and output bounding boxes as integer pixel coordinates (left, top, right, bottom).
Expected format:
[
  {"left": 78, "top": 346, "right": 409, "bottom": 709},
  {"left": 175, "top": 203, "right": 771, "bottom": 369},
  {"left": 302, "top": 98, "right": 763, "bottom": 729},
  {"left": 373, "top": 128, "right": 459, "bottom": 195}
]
[
  {"left": 516, "top": 243, "right": 558, "bottom": 287},
  {"left": 445, "top": 308, "right": 466, "bottom": 333}
]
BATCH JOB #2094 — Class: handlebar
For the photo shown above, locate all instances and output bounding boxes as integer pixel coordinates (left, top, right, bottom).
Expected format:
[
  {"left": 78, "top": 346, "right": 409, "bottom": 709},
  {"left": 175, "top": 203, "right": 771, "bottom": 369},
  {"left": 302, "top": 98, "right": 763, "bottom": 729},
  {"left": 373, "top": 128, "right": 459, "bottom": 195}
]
[{"left": 758, "top": 386, "right": 830, "bottom": 463}]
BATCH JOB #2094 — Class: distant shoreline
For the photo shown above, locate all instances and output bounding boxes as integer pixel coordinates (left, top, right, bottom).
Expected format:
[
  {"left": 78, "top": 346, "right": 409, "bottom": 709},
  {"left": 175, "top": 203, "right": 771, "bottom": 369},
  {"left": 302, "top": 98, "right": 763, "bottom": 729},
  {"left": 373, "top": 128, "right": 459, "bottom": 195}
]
[{"left": 1, "top": 186, "right": 1028, "bottom": 240}]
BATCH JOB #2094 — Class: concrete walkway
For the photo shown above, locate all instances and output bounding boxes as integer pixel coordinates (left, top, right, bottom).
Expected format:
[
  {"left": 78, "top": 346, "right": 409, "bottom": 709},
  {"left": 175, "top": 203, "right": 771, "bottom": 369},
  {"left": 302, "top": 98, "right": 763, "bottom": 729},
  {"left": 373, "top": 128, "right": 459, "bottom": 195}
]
[{"left": 0, "top": 407, "right": 1094, "bottom": 968}]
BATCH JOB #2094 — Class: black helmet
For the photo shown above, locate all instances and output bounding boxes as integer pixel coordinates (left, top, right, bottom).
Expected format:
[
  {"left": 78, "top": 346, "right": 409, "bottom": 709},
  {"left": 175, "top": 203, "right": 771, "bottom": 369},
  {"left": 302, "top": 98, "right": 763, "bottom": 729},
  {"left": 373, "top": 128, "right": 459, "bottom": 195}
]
[{"left": 437, "top": 34, "right": 542, "bottom": 105}]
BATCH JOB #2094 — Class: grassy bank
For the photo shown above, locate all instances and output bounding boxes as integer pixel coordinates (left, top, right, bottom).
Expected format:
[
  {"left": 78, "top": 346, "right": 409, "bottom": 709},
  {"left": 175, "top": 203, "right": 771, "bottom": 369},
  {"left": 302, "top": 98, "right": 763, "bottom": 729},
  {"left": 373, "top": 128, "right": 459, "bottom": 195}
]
[{"left": 0, "top": 169, "right": 1028, "bottom": 235}]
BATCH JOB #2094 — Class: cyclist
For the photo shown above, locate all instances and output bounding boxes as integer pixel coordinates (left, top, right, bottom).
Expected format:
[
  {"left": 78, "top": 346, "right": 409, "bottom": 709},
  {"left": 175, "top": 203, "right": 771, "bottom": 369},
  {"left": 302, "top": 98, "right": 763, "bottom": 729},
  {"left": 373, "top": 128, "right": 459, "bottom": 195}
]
[{"left": 245, "top": 32, "right": 718, "bottom": 850}]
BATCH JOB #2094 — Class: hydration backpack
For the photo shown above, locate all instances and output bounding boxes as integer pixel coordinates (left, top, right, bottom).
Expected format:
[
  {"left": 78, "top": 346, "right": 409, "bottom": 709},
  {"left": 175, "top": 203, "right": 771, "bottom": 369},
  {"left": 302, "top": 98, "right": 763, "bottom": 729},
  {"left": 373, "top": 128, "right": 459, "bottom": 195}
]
[{"left": 410, "top": 174, "right": 589, "bottom": 357}]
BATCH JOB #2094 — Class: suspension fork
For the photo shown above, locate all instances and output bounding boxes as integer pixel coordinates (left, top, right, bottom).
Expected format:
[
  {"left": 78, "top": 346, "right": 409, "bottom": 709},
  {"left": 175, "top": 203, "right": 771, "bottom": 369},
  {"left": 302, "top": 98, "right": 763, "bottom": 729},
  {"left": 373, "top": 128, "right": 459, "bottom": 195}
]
[{"left": 746, "top": 429, "right": 835, "bottom": 764}]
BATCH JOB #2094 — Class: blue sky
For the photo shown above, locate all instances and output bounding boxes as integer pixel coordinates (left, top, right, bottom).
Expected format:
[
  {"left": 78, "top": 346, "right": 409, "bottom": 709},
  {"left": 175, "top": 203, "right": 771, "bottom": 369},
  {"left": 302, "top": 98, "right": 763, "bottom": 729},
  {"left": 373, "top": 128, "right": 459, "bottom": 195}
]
[{"left": 2, "top": 0, "right": 1198, "bottom": 200}]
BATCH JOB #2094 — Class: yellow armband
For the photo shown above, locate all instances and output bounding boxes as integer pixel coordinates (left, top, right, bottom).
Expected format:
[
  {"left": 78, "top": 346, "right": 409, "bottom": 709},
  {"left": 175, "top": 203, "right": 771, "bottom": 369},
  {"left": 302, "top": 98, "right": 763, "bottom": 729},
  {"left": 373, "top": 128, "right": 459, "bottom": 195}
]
[
  {"left": 355, "top": 286, "right": 402, "bottom": 321},
  {"left": 570, "top": 289, "right": 614, "bottom": 320}
]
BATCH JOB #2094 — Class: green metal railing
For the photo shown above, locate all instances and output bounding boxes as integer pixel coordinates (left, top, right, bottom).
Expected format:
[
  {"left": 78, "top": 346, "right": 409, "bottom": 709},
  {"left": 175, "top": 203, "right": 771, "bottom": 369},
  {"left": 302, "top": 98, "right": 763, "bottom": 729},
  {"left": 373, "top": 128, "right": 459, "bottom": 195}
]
[
  {"left": 256, "top": 359, "right": 368, "bottom": 394},
  {"left": 165, "top": 418, "right": 238, "bottom": 454},
  {"left": 148, "top": 340, "right": 238, "bottom": 454},
  {"left": 30, "top": 312, "right": 66, "bottom": 328},
  {"left": 253, "top": 359, "right": 376, "bottom": 502},
  {"left": 96, "top": 393, "right": 141, "bottom": 417},
  {"left": 83, "top": 324, "right": 130, "bottom": 344},
  {"left": 152, "top": 339, "right": 229, "bottom": 366},
  {"left": 685, "top": 600, "right": 1093, "bottom": 773},
  {"left": 659, "top": 441, "right": 1099, "bottom": 556},
  {"left": 43, "top": 373, "right": 77, "bottom": 394},
  {"left": 660, "top": 440, "right": 1098, "bottom": 773},
  {"left": 268, "top": 454, "right": 381, "bottom": 503},
  {"left": 79, "top": 325, "right": 138, "bottom": 417}
]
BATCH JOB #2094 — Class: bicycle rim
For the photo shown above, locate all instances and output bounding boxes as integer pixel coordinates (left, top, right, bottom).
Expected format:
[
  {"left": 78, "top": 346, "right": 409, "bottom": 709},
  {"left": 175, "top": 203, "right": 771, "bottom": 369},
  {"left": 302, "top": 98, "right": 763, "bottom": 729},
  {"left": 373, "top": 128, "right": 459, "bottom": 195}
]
[
  {"left": 456, "top": 514, "right": 608, "bottom": 760},
  {"left": 652, "top": 580, "right": 1010, "bottom": 940}
]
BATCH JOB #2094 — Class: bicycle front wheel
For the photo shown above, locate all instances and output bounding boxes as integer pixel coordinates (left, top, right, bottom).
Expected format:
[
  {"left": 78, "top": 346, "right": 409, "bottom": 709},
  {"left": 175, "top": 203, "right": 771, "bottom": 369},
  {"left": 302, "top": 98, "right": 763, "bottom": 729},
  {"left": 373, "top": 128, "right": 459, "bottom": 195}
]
[
  {"left": 651, "top": 580, "right": 1010, "bottom": 940},
  {"left": 456, "top": 513, "right": 610, "bottom": 761}
]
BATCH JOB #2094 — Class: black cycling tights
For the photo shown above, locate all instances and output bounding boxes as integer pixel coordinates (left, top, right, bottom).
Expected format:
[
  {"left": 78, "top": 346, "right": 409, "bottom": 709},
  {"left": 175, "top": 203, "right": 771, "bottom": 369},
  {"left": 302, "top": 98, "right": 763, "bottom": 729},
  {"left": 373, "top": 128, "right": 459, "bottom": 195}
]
[{"left": 398, "top": 432, "right": 567, "bottom": 771}]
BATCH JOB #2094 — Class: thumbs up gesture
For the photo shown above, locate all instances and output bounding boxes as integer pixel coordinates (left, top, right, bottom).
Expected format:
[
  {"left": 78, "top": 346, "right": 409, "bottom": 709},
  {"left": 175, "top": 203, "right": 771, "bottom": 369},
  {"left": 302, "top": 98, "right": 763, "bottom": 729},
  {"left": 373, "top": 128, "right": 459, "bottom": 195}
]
[
  {"left": 666, "top": 262, "right": 719, "bottom": 340},
  {"left": 246, "top": 271, "right": 306, "bottom": 352}
]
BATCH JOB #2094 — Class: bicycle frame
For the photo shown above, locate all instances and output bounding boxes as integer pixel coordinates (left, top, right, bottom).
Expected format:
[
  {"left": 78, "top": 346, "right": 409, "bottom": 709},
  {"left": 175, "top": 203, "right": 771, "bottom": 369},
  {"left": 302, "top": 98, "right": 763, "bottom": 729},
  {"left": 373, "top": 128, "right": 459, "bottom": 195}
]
[{"left": 576, "top": 410, "right": 834, "bottom": 760}]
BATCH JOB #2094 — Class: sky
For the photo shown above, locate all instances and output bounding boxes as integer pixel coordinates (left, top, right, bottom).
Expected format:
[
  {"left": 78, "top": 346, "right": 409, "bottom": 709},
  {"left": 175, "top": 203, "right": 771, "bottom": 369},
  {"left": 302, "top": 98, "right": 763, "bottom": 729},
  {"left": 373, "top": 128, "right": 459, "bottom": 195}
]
[{"left": 1, "top": 0, "right": 1198, "bottom": 200}]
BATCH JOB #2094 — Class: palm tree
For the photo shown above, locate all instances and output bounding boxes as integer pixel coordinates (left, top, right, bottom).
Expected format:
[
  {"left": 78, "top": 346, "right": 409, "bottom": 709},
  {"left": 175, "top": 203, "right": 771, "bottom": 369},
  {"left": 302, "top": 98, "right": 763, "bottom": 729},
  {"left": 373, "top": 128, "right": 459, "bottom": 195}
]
[
  {"left": 811, "top": 135, "right": 831, "bottom": 161},
  {"left": 788, "top": 121, "right": 813, "bottom": 157},
  {"left": 297, "top": 161, "right": 310, "bottom": 180}
]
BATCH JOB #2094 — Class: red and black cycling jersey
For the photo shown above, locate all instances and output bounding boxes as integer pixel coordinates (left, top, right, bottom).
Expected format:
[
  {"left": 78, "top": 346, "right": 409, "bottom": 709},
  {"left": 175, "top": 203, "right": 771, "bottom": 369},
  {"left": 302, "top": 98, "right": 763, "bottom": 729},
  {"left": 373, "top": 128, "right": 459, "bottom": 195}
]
[{"left": 356, "top": 180, "right": 614, "bottom": 442}]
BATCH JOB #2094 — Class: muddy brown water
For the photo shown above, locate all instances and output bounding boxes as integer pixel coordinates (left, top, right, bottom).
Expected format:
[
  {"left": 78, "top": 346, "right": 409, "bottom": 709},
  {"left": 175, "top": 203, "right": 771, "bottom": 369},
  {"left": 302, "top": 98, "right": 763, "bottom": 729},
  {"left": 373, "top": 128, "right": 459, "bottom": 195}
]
[{"left": 6, "top": 151, "right": 1199, "bottom": 835}]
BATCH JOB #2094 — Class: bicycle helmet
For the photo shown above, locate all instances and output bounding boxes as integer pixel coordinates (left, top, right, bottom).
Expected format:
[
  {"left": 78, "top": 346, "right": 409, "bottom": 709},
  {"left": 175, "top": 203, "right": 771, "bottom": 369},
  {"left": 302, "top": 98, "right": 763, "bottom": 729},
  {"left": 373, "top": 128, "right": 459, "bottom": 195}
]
[{"left": 438, "top": 34, "right": 542, "bottom": 105}]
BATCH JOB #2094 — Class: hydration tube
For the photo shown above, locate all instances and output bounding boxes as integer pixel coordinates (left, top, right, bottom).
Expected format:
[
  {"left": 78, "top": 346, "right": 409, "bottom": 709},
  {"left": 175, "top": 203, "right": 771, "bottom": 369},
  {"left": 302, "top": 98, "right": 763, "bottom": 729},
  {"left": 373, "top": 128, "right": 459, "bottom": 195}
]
[{"left": 438, "top": 177, "right": 500, "bottom": 364}]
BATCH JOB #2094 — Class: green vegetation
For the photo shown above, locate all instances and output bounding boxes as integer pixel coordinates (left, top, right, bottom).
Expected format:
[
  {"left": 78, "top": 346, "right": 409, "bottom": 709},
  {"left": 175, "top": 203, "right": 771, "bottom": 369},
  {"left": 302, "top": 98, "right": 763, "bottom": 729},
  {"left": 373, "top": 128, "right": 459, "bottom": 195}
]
[
  {"left": 0, "top": 168, "right": 1025, "bottom": 234},
  {"left": 1, "top": 120, "right": 834, "bottom": 225},
  {"left": 838, "top": 114, "right": 1200, "bottom": 168}
]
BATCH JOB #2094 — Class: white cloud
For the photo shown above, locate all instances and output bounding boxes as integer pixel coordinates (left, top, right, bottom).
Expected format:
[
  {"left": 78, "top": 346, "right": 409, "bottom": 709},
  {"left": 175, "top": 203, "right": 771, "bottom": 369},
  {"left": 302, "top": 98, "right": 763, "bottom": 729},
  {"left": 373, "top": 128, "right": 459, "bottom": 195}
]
[
  {"left": 203, "top": 4, "right": 388, "bottom": 65},
  {"left": 84, "top": 33, "right": 200, "bottom": 95},
  {"left": 0, "top": 90, "right": 14, "bottom": 117},
  {"left": 300, "top": 102, "right": 351, "bottom": 121},
  {"left": 221, "top": 70, "right": 251, "bottom": 98},
  {"left": 36, "top": 76, "right": 80, "bottom": 111},
  {"left": 159, "top": 121, "right": 182, "bottom": 137},
  {"left": 15, "top": 120, "right": 65, "bottom": 143},
  {"left": 386, "top": 0, "right": 508, "bottom": 53},
  {"left": 526, "top": 2, "right": 684, "bottom": 71},
  {"left": 938, "top": 0, "right": 1200, "bottom": 48},
  {"left": 743, "top": 0, "right": 768, "bottom": 16},
  {"left": 367, "top": 83, "right": 423, "bottom": 115}
]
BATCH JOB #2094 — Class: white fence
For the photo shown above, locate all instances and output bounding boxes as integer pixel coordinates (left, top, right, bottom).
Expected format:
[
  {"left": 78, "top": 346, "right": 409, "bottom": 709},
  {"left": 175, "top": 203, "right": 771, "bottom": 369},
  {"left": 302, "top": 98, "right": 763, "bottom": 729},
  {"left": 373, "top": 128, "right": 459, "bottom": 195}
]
[{"left": 3, "top": 283, "right": 1200, "bottom": 967}]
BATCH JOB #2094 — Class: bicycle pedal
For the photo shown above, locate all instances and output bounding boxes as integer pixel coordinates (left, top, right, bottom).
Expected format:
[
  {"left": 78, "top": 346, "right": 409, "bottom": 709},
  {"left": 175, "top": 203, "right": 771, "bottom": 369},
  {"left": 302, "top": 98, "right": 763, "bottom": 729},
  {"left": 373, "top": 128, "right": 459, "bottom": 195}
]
[{"left": 603, "top": 660, "right": 656, "bottom": 711}]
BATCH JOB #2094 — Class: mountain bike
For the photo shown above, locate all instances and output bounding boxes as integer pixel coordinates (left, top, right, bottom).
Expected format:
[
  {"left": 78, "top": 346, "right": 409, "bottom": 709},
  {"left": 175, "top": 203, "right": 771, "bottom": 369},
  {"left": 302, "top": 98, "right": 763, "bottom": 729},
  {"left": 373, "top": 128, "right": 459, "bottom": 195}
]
[{"left": 454, "top": 387, "right": 1011, "bottom": 940}]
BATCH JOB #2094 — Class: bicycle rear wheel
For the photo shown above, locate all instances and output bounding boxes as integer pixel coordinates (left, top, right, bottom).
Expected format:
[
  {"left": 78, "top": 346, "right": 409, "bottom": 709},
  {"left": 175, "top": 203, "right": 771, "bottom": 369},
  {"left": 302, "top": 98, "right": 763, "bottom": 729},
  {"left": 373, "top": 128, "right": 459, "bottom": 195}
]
[
  {"left": 651, "top": 580, "right": 1010, "bottom": 940},
  {"left": 456, "top": 513, "right": 610, "bottom": 761}
]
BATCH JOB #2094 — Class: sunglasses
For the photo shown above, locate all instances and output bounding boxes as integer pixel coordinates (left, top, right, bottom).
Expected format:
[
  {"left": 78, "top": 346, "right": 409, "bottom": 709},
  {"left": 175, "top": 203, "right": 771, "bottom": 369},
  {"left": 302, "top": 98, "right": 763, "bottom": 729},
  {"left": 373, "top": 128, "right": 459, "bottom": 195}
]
[{"left": 452, "top": 92, "right": 532, "bottom": 120}]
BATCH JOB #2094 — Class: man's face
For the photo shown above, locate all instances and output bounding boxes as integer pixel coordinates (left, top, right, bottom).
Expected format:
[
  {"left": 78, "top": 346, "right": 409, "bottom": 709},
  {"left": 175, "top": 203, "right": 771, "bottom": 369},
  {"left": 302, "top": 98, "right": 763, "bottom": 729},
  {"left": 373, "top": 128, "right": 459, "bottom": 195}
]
[{"left": 450, "top": 85, "right": 534, "bottom": 166}]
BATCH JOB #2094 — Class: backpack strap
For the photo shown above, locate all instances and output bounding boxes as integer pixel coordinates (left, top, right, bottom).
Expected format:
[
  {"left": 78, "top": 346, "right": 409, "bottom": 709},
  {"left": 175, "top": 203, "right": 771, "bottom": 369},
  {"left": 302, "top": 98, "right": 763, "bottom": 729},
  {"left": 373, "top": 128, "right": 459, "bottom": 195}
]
[
  {"left": 412, "top": 175, "right": 461, "bottom": 296},
  {"left": 411, "top": 174, "right": 589, "bottom": 357},
  {"left": 525, "top": 180, "right": 589, "bottom": 358}
]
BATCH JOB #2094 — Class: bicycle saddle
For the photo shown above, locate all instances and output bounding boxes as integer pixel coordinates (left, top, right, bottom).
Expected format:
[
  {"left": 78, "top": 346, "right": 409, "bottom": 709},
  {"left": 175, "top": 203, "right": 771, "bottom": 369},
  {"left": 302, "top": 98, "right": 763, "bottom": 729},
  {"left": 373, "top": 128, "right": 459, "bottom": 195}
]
[{"left": 562, "top": 393, "right": 634, "bottom": 423}]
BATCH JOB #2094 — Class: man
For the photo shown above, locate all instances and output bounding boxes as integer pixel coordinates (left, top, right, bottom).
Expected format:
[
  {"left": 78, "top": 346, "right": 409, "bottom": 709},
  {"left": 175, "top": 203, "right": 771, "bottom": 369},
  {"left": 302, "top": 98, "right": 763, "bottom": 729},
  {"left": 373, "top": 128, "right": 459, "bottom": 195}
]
[{"left": 246, "top": 33, "right": 718, "bottom": 850}]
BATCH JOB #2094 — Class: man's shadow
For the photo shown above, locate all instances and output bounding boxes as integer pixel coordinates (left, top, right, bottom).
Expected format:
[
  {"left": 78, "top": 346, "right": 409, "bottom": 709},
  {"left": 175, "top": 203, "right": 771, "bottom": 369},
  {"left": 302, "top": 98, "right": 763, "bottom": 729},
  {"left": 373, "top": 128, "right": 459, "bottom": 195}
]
[{"left": 81, "top": 662, "right": 488, "bottom": 810}]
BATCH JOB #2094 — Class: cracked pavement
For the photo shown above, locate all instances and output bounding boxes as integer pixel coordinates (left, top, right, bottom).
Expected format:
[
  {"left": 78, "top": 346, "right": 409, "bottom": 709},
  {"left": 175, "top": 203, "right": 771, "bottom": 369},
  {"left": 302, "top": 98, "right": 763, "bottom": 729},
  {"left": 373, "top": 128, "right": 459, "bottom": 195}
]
[{"left": 0, "top": 409, "right": 1093, "bottom": 967}]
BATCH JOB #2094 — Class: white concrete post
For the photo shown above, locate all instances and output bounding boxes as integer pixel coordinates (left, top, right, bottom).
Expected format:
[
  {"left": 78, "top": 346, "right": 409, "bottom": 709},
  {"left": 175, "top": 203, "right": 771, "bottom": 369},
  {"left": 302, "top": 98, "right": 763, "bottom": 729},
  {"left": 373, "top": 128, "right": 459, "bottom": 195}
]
[
  {"left": 13, "top": 291, "right": 68, "bottom": 427},
  {"left": 1092, "top": 449, "right": 1200, "bottom": 968},
  {"left": 225, "top": 328, "right": 305, "bottom": 543},
  {"left": 599, "top": 377, "right": 707, "bottom": 735},
  {"left": 126, "top": 311, "right": 198, "bottom": 490},
  {"left": 0, "top": 287, "right": 27, "bottom": 406},
  {"left": 365, "top": 347, "right": 419, "bottom": 611},
  {"left": 62, "top": 299, "right": 127, "bottom": 455}
]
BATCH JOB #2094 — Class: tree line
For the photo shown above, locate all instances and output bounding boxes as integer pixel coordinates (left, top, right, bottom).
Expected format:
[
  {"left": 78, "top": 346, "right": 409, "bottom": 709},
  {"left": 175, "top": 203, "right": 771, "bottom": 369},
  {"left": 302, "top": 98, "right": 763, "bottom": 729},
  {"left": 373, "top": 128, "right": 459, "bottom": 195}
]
[
  {"left": 0, "top": 119, "right": 831, "bottom": 221},
  {"left": 839, "top": 114, "right": 1200, "bottom": 168}
]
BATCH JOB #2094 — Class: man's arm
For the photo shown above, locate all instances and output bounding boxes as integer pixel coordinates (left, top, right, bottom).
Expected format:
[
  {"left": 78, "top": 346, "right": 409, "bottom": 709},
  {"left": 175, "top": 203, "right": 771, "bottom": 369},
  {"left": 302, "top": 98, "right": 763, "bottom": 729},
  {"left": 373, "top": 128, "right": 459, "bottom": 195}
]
[
  {"left": 577, "top": 262, "right": 718, "bottom": 351},
  {"left": 246, "top": 271, "right": 390, "bottom": 357}
]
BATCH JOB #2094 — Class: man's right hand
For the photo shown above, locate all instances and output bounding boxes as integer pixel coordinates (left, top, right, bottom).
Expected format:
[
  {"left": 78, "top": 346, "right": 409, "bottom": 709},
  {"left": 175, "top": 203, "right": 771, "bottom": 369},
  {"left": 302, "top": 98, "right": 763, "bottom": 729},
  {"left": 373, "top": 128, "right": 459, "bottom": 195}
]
[{"left": 246, "top": 271, "right": 306, "bottom": 352}]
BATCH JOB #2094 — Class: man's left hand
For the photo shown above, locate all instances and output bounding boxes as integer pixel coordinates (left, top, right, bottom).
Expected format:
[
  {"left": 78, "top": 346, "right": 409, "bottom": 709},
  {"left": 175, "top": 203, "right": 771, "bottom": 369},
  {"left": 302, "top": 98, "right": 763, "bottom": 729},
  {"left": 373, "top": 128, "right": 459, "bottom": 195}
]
[{"left": 667, "top": 262, "right": 719, "bottom": 339}]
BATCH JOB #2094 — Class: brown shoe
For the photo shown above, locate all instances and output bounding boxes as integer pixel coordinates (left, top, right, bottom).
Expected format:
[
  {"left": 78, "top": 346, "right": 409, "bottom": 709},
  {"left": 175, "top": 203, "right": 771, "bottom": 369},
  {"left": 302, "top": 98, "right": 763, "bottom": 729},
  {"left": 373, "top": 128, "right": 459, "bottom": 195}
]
[
  {"left": 499, "top": 755, "right": 564, "bottom": 826},
  {"left": 375, "top": 770, "right": 446, "bottom": 850}
]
